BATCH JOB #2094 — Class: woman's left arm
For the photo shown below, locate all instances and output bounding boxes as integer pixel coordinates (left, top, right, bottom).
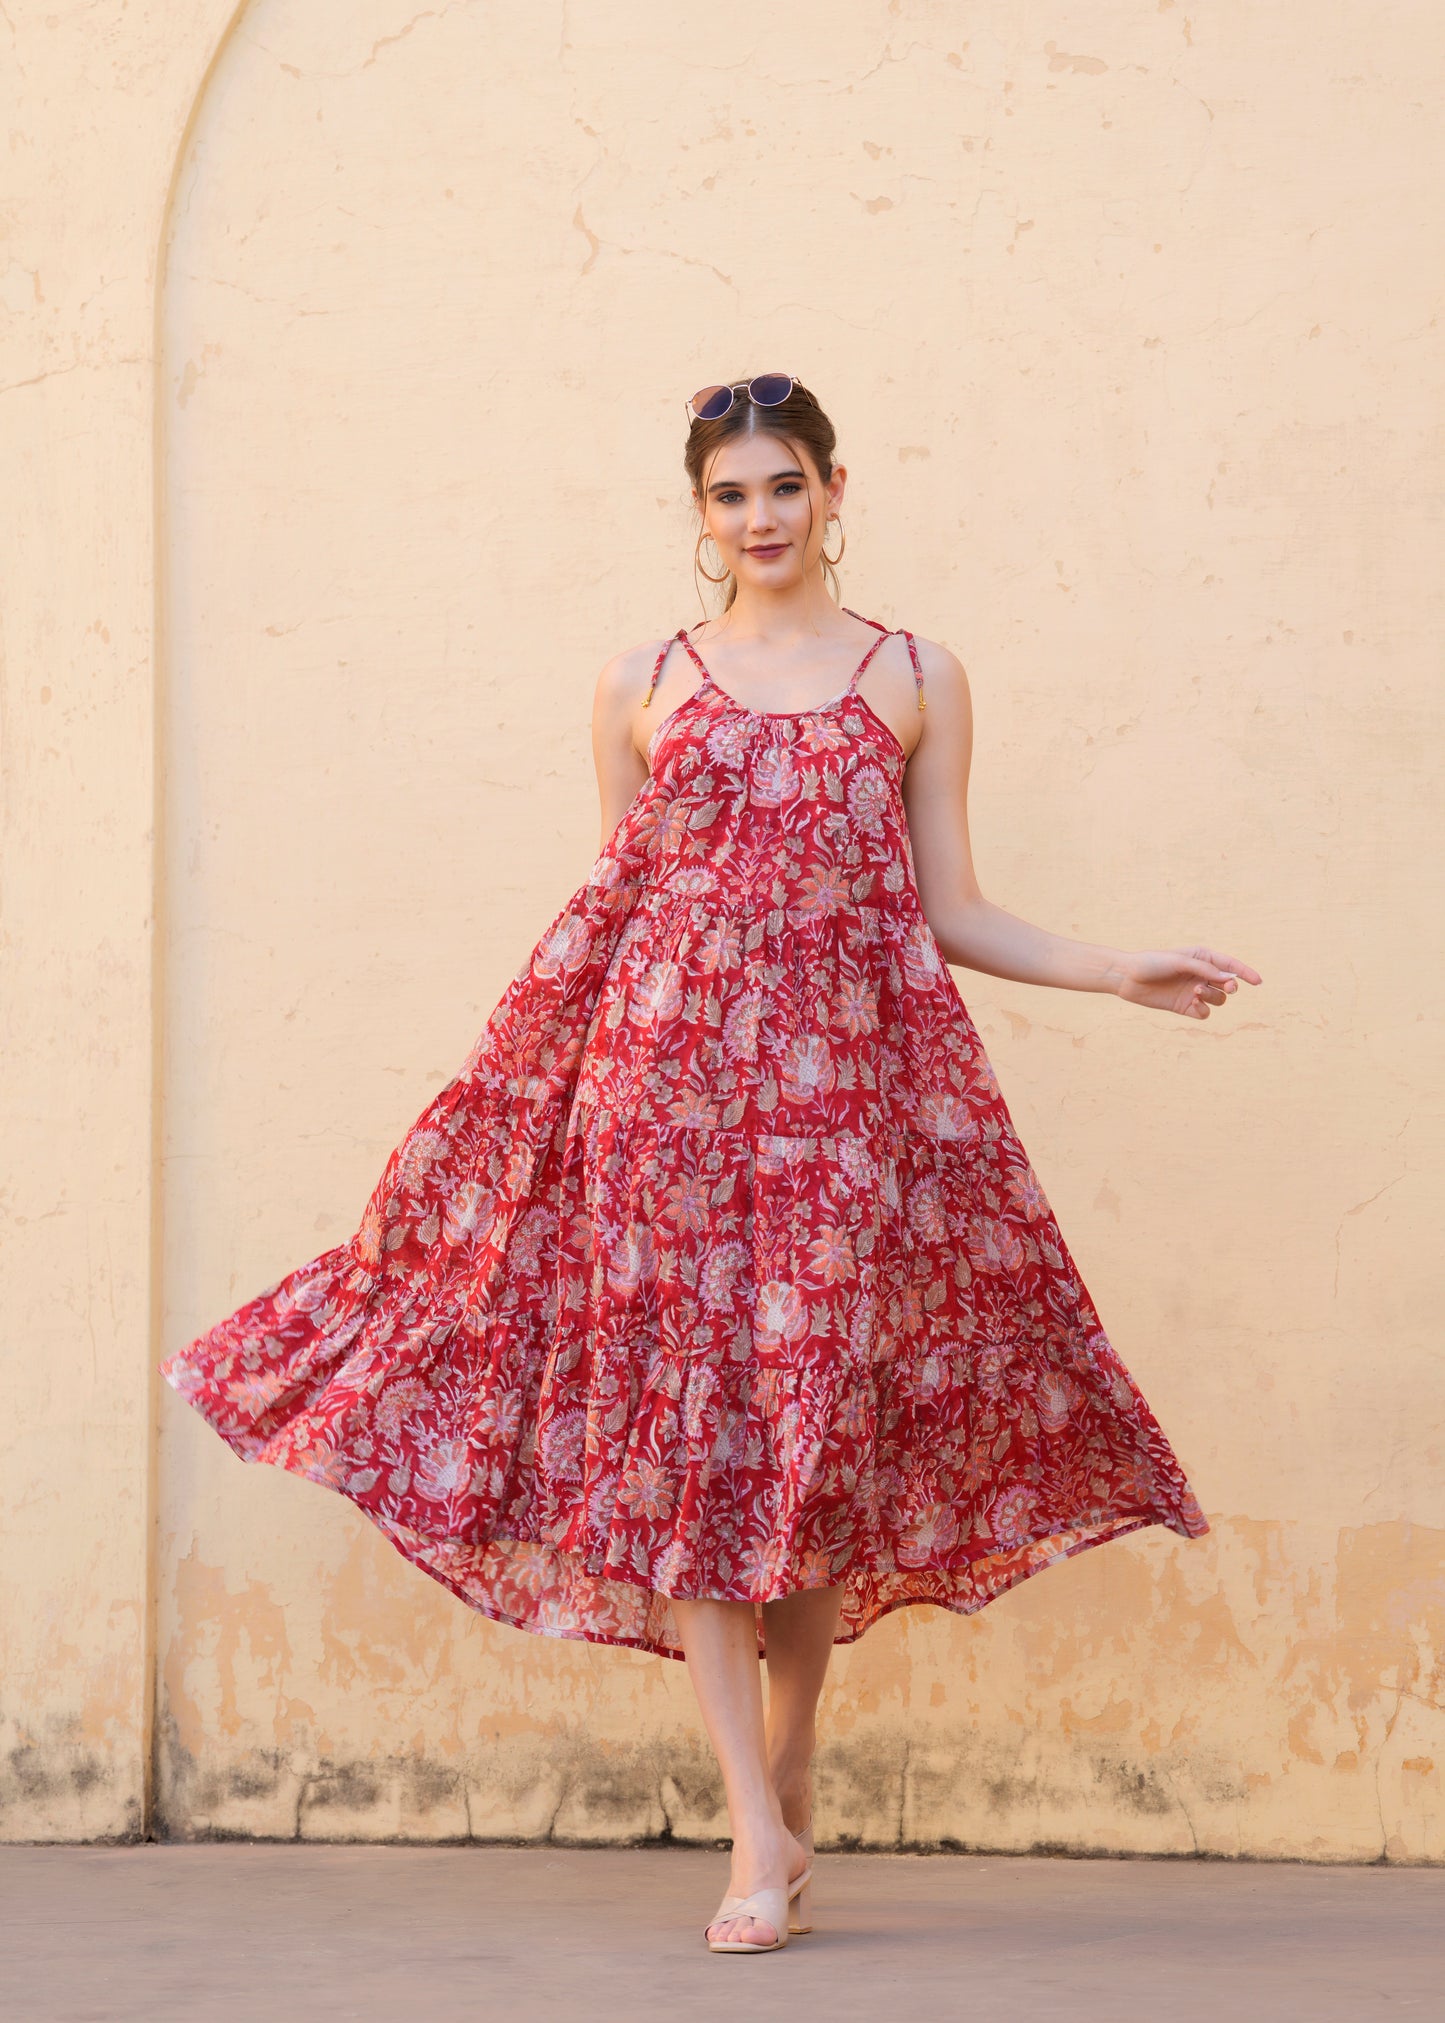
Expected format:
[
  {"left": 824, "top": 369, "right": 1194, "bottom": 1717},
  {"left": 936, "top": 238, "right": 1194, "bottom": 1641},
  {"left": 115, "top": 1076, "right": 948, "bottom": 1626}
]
[{"left": 902, "top": 641, "right": 1263, "bottom": 1021}]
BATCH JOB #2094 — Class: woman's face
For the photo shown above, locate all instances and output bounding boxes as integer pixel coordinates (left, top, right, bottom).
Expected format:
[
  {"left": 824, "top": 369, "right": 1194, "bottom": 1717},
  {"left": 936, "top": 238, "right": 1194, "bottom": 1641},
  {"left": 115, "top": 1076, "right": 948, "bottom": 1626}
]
[{"left": 693, "top": 430, "right": 846, "bottom": 591}]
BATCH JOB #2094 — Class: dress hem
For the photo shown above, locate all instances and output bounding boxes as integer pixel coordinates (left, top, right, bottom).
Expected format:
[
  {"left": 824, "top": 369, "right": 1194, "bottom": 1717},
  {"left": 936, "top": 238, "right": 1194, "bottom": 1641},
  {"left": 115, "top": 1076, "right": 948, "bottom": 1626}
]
[{"left": 164, "top": 1363, "right": 1209, "bottom": 1663}]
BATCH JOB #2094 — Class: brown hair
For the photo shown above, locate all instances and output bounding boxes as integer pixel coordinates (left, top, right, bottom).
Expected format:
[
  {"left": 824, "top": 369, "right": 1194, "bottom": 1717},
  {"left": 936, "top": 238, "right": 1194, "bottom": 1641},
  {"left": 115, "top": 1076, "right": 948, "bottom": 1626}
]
[{"left": 683, "top": 376, "right": 841, "bottom": 613}]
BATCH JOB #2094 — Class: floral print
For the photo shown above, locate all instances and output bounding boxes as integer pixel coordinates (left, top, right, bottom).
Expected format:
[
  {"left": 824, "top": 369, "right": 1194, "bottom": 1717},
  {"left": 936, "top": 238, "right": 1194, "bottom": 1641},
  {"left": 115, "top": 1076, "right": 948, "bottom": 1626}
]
[{"left": 161, "top": 617, "right": 1208, "bottom": 1661}]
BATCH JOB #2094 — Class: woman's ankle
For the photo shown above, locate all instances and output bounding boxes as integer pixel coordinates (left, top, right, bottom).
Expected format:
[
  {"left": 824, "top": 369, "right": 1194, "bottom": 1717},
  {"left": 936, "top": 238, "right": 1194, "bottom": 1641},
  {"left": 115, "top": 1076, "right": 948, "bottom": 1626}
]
[
  {"left": 769, "top": 1765, "right": 814, "bottom": 1835},
  {"left": 727, "top": 1814, "right": 794, "bottom": 1883}
]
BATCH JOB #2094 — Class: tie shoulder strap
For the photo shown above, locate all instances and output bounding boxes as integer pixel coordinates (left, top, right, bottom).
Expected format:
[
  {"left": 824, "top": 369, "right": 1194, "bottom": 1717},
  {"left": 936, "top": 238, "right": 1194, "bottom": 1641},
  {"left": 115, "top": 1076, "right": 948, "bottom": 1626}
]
[
  {"left": 643, "top": 632, "right": 697, "bottom": 708},
  {"left": 901, "top": 628, "right": 926, "bottom": 710},
  {"left": 642, "top": 635, "right": 671, "bottom": 708},
  {"left": 840, "top": 609, "right": 927, "bottom": 710}
]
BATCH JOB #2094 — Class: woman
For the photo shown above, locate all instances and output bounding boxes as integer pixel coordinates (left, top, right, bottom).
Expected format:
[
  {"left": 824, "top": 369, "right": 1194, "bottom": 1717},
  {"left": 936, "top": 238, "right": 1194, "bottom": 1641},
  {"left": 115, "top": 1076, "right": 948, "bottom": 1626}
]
[{"left": 162, "top": 373, "right": 1260, "bottom": 1955}]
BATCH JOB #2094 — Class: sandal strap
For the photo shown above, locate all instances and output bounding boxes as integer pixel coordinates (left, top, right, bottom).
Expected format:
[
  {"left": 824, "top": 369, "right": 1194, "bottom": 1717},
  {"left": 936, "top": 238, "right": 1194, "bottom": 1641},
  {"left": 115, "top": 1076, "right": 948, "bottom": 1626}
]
[
  {"left": 710, "top": 1866, "right": 811, "bottom": 1917},
  {"left": 708, "top": 1884, "right": 790, "bottom": 1932}
]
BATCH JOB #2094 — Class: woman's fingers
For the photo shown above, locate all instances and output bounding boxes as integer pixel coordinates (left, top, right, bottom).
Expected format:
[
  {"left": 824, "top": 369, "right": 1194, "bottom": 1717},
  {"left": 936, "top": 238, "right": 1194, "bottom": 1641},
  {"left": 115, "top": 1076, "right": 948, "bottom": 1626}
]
[
  {"left": 1184, "top": 955, "right": 1236, "bottom": 990},
  {"left": 1193, "top": 946, "right": 1263, "bottom": 986},
  {"left": 1186, "top": 976, "right": 1233, "bottom": 1015},
  {"left": 1126, "top": 946, "right": 1263, "bottom": 1016}
]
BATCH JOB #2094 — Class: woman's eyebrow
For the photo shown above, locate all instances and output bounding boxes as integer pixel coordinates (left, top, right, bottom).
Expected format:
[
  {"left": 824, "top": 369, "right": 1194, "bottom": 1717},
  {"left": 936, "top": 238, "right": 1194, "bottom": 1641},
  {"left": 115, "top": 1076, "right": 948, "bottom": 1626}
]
[{"left": 707, "top": 468, "right": 806, "bottom": 494}]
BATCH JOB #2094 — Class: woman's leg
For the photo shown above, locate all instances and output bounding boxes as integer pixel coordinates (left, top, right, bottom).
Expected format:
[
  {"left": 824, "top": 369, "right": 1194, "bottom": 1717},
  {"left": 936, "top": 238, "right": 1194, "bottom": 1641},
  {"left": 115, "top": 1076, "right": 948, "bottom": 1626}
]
[
  {"left": 760, "top": 1582, "right": 845, "bottom": 1835},
  {"left": 670, "top": 1595, "right": 808, "bottom": 1947}
]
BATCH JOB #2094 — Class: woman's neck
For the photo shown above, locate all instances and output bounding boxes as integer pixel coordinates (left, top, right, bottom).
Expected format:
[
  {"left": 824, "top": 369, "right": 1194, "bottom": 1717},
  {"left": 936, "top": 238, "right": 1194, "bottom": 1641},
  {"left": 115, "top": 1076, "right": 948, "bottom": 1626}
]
[{"left": 706, "top": 575, "right": 856, "bottom": 644}]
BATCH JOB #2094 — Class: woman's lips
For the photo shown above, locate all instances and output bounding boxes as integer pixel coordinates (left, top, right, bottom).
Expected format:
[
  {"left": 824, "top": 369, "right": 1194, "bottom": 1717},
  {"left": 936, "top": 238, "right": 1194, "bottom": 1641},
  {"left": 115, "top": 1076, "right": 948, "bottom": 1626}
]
[{"left": 746, "top": 544, "right": 788, "bottom": 557}]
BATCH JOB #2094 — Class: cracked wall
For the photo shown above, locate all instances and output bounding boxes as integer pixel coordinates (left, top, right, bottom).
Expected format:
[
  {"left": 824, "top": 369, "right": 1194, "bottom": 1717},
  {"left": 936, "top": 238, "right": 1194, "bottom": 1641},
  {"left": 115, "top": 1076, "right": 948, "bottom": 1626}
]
[{"left": 2, "top": 1, "right": 1441, "bottom": 1854}]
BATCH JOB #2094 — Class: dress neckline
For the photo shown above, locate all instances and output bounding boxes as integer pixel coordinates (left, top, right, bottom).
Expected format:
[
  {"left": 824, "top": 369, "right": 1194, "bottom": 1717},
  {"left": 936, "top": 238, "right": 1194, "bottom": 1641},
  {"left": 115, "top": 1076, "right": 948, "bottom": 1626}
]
[
  {"left": 646, "top": 672, "right": 907, "bottom": 771},
  {"left": 674, "top": 616, "right": 892, "bottom": 718}
]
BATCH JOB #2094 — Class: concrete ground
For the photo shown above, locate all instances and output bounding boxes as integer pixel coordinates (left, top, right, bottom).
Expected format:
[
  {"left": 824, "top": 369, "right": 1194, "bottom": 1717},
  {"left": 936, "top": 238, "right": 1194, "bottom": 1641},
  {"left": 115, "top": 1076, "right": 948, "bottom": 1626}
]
[{"left": 0, "top": 1844, "right": 1439, "bottom": 2022}]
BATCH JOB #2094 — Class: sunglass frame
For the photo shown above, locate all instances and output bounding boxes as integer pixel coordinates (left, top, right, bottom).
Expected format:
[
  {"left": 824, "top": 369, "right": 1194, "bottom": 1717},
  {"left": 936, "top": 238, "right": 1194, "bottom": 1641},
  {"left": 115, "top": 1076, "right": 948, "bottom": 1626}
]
[{"left": 685, "top": 373, "right": 798, "bottom": 424}]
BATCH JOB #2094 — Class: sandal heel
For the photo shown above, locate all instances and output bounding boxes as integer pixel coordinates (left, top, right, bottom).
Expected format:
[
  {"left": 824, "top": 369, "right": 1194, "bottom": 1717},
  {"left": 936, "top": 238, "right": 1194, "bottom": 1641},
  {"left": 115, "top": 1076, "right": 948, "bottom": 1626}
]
[{"left": 788, "top": 1818, "right": 816, "bottom": 1934}]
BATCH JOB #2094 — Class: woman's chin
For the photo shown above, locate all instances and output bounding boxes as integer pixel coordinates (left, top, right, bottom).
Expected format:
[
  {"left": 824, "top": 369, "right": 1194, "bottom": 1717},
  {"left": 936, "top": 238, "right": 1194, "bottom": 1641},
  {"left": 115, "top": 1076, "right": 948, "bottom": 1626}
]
[{"left": 737, "top": 552, "right": 803, "bottom": 582}]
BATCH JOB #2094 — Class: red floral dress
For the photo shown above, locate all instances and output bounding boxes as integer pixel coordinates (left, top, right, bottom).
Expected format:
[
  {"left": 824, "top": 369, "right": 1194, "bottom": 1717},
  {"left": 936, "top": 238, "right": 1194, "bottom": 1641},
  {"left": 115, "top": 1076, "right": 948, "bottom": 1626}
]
[{"left": 161, "top": 611, "right": 1208, "bottom": 1658}]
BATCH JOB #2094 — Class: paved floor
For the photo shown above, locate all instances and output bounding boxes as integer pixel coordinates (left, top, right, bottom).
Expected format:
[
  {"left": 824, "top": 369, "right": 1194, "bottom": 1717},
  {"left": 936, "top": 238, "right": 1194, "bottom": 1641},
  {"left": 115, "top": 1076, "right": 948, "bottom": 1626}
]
[{"left": 0, "top": 1844, "right": 1439, "bottom": 2021}]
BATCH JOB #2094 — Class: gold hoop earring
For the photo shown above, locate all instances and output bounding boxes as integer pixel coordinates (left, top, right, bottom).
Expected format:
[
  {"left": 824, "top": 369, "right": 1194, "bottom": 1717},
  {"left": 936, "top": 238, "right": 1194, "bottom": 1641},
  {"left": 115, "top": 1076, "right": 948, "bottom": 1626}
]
[
  {"left": 695, "top": 530, "right": 731, "bottom": 584},
  {"left": 821, "top": 515, "right": 846, "bottom": 567}
]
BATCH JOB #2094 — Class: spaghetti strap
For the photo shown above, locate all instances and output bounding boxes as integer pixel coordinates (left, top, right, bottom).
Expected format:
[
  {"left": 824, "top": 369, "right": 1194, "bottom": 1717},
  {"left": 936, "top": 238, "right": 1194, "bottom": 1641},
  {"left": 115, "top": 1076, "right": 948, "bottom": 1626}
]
[
  {"left": 841, "top": 608, "right": 927, "bottom": 711},
  {"left": 645, "top": 613, "right": 923, "bottom": 712},
  {"left": 844, "top": 628, "right": 891, "bottom": 694},
  {"left": 902, "top": 628, "right": 926, "bottom": 710},
  {"left": 642, "top": 636, "right": 671, "bottom": 709},
  {"left": 675, "top": 627, "right": 714, "bottom": 681},
  {"left": 643, "top": 629, "right": 713, "bottom": 709}
]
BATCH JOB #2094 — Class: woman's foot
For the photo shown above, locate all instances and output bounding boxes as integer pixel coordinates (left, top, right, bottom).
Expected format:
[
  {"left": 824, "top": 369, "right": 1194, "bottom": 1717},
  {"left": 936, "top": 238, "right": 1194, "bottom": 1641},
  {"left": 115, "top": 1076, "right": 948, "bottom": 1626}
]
[{"left": 706, "top": 1819, "right": 810, "bottom": 1949}]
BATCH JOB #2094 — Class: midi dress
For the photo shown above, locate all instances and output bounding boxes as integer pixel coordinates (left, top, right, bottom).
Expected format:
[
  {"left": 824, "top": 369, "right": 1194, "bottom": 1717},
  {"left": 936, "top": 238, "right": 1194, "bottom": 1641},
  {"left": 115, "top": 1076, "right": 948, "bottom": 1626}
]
[{"left": 161, "top": 610, "right": 1209, "bottom": 1660}]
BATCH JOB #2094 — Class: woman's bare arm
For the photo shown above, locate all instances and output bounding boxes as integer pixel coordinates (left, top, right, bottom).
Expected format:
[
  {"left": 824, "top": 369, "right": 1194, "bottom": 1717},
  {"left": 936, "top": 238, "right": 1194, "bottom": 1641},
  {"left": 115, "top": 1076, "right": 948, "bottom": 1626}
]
[
  {"left": 591, "top": 643, "right": 652, "bottom": 851},
  {"left": 903, "top": 639, "right": 1262, "bottom": 1019}
]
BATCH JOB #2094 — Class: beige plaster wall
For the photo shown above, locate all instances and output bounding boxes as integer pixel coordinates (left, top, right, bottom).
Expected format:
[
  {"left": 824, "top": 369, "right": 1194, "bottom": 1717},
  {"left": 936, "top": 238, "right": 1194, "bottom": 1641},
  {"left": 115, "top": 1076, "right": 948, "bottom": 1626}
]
[{"left": 2, "top": 1, "right": 1441, "bottom": 1856}]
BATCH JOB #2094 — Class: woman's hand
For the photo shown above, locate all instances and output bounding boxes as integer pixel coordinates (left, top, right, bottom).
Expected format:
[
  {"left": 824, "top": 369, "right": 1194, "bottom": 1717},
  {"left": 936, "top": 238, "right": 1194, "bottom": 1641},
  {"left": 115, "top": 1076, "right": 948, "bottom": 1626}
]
[{"left": 1112, "top": 945, "right": 1264, "bottom": 1019}]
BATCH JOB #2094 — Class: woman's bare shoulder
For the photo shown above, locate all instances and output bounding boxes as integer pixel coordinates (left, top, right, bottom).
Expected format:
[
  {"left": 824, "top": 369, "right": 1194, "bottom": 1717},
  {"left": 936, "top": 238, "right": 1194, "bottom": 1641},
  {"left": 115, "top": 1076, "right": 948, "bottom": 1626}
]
[
  {"left": 902, "top": 632, "right": 972, "bottom": 714},
  {"left": 907, "top": 631, "right": 968, "bottom": 679},
  {"left": 594, "top": 633, "right": 676, "bottom": 708}
]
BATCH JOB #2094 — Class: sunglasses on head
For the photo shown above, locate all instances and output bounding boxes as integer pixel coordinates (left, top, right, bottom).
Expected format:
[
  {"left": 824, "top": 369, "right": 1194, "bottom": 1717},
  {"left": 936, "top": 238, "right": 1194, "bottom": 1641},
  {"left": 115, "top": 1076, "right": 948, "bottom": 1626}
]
[{"left": 686, "top": 373, "right": 797, "bottom": 423}]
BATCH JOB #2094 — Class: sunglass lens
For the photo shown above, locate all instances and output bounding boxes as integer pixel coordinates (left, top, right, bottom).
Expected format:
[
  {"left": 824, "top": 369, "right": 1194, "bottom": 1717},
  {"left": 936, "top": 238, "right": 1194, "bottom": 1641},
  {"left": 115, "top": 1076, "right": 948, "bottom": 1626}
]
[
  {"left": 749, "top": 374, "right": 794, "bottom": 406},
  {"left": 690, "top": 384, "right": 733, "bottom": 420}
]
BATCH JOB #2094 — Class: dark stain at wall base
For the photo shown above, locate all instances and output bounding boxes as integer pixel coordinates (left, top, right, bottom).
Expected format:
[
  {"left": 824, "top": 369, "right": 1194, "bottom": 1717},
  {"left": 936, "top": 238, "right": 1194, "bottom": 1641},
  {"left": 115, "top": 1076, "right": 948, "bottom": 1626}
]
[
  {"left": 0, "top": 1730, "right": 143, "bottom": 1844},
  {"left": 149, "top": 1713, "right": 1249, "bottom": 1855}
]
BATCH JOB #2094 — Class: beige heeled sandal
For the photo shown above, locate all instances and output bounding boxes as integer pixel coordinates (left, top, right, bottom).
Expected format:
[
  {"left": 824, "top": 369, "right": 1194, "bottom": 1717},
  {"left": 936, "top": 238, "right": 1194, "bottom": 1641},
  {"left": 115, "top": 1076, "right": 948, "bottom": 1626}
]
[
  {"left": 788, "top": 1819, "right": 815, "bottom": 1935},
  {"left": 705, "top": 1862, "right": 812, "bottom": 1955}
]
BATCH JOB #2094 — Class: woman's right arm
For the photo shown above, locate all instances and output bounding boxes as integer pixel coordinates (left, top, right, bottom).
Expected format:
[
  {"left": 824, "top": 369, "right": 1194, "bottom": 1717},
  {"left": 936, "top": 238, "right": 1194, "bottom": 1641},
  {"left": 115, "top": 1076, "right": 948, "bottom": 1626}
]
[{"left": 591, "top": 643, "right": 653, "bottom": 851}]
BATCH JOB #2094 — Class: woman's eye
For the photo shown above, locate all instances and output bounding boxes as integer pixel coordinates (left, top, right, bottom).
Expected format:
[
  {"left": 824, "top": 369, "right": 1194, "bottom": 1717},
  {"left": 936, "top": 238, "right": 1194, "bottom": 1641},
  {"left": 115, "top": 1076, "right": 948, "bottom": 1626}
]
[{"left": 715, "top": 484, "right": 802, "bottom": 504}]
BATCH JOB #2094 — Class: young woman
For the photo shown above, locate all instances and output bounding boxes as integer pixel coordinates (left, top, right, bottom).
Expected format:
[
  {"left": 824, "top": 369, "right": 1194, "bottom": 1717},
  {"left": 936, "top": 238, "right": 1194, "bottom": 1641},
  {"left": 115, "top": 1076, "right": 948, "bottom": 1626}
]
[{"left": 163, "top": 372, "right": 1260, "bottom": 1955}]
